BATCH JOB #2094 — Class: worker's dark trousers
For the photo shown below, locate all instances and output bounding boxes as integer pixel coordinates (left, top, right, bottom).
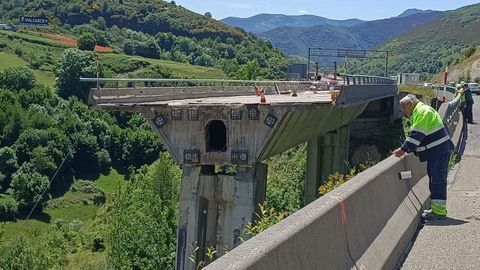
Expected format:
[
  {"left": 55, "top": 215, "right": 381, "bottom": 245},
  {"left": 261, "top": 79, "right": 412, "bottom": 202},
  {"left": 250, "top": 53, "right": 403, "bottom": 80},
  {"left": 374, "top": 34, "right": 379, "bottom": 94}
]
[
  {"left": 465, "top": 101, "right": 474, "bottom": 124},
  {"left": 427, "top": 152, "right": 450, "bottom": 202}
]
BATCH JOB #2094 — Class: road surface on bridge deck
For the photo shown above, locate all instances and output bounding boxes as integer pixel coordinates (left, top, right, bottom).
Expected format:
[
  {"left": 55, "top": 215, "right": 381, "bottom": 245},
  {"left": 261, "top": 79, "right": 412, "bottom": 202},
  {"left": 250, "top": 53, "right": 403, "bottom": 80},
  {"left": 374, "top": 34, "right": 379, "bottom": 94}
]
[
  {"left": 401, "top": 95, "right": 480, "bottom": 269},
  {"left": 95, "top": 90, "right": 333, "bottom": 106}
]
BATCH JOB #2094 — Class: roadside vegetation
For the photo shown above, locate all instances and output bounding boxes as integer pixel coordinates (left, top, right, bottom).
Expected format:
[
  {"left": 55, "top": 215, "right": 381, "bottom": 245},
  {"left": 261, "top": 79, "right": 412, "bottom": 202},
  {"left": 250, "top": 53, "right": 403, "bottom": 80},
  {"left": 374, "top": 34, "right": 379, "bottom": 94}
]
[{"left": 0, "top": 2, "right": 290, "bottom": 261}]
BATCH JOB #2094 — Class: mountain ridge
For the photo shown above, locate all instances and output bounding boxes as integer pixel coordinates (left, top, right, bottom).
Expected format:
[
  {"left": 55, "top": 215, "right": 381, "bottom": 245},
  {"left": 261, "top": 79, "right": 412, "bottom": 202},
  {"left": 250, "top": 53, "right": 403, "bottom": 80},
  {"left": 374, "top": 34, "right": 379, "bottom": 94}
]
[
  {"left": 221, "top": 13, "right": 364, "bottom": 34},
  {"left": 349, "top": 3, "right": 480, "bottom": 77},
  {"left": 397, "top": 8, "right": 437, "bottom": 18},
  {"left": 259, "top": 11, "right": 442, "bottom": 56}
]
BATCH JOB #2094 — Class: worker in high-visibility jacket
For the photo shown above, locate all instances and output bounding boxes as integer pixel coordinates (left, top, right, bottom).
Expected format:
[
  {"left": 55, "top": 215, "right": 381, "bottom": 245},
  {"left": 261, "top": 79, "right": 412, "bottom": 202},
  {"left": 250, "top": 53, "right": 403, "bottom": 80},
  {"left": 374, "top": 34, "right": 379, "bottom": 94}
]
[
  {"left": 455, "top": 84, "right": 466, "bottom": 112},
  {"left": 393, "top": 94, "right": 454, "bottom": 220}
]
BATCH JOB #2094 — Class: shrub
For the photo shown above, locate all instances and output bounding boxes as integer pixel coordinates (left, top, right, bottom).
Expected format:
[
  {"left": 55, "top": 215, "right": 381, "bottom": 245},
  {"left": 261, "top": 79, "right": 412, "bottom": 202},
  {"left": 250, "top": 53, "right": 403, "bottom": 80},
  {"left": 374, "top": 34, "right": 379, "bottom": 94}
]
[
  {"left": 241, "top": 202, "right": 285, "bottom": 239},
  {"left": 10, "top": 168, "right": 50, "bottom": 210},
  {"left": 0, "top": 198, "right": 18, "bottom": 221},
  {"left": 56, "top": 48, "right": 96, "bottom": 102},
  {"left": 97, "top": 149, "right": 111, "bottom": 174},
  {"left": 0, "top": 66, "right": 36, "bottom": 91},
  {"left": 78, "top": 33, "right": 96, "bottom": 51}
]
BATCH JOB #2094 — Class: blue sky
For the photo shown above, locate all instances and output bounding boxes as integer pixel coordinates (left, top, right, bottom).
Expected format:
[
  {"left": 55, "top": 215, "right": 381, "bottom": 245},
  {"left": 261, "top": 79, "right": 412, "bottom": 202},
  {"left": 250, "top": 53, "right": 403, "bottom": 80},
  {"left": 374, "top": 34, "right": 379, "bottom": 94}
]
[{"left": 174, "top": 0, "right": 480, "bottom": 20}]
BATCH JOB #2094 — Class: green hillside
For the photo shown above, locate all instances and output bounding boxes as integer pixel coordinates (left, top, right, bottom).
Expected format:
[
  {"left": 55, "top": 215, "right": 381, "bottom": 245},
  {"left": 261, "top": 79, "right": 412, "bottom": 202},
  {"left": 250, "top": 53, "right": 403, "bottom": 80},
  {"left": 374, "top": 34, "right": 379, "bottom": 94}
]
[
  {"left": 0, "top": 0, "right": 244, "bottom": 41},
  {"left": 0, "top": 29, "right": 227, "bottom": 88},
  {"left": 0, "top": 0, "right": 288, "bottom": 80},
  {"left": 349, "top": 3, "right": 480, "bottom": 77},
  {"left": 431, "top": 45, "right": 480, "bottom": 83},
  {"left": 0, "top": 0, "right": 292, "bottom": 267},
  {"left": 0, "top": 52, "right": 54, "bottom": 86}
]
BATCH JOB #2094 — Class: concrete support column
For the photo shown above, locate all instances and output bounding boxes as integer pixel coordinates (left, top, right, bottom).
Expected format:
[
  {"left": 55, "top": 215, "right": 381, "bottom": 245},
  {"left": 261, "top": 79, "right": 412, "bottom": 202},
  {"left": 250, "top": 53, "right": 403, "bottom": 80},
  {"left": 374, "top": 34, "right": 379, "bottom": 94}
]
[
  {"left": 175, "top": 164, "right": 267, "bottom": 270},
  {"left": 304, "top": 125, "right": 350, "bottom": 204},
  {"left": 305, "top": 137, "right": 322, "bottom": 205},
  {"left": 176, "top": 166, "right": 202, "bottom": 270}
]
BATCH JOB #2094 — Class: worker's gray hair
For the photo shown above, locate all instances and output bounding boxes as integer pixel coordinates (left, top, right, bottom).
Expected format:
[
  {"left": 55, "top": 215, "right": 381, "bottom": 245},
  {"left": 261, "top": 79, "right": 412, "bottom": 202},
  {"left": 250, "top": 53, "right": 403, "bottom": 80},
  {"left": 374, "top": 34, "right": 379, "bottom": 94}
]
[{"left": 400, "top": 94, "right": 419, "bottom": 105}]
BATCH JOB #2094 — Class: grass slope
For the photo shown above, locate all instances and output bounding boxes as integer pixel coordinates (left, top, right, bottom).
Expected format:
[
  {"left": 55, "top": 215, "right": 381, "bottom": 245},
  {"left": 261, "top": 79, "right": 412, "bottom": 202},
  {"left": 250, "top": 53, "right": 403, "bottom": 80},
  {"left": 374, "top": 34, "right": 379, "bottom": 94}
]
[
  {"left": 0, "top": 30, "right": 227, "bottom": 90},
  {"left": 0, "top": 52, "right": 55, "bottom": 86},
  {"left": 0, "top": 169, "right": 124, "bottom": 243}
]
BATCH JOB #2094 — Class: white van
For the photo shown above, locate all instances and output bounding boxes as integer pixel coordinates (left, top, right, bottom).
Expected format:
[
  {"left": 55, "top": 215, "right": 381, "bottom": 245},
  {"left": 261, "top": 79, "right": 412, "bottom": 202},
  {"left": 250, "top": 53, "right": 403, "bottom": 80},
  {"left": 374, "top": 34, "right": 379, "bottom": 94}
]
[{"left": 468, "top": 82, "right": 479, "bottom": 95}]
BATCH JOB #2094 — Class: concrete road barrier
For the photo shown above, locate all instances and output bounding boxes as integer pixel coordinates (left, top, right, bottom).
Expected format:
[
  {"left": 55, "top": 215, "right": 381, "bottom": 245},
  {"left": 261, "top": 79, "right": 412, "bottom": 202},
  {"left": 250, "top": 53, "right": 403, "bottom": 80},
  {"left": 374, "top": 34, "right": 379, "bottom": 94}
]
[
  {"left": 205, "top": 154, "right": 428, "bottom": 270},
  {"left": 205, "top": 95, "right": 463, "bottom": 270}
]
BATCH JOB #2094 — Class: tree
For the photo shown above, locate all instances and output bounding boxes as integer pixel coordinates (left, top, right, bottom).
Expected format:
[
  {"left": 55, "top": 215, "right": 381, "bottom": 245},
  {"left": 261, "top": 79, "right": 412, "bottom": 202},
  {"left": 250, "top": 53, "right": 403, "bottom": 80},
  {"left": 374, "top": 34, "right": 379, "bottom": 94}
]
[
  {"left": 96, "top": 16, "right": 107, "bottom": 31},
  {"left": 30, "top": 146, "right": 57, "bottom": 177},
  {"left": 235, "top": 61, "right": 262, "bottom": 80},
  {"left": 194, "top": 54, "right": 215, "bottom": 67},
  {"left": 0, "top": 224, "right": 70, "bottom": 269},
  {"left": 204, "top": 12, "right": 212, "bottom": 18},
  {"left": 73, "top": 133, "right": 100, "bottom": 179},
  {"left": 10, "top": 166, "right": 50, "bottom": 210},
  {"left": 266, "top": 144, "right": 306, "bottom": 213},
  {"left": 108, "top": 153, "right": 180, "bottom": 270},
  {"left": 123, "top": 39, "right": 135, "bottom": 55},
  {"left": 97, "top": 149, "right": 111, "bottom": 174},
  {"left": 0, "top": 146, "right": 19, "bottom": 189},
  {"left": 14, "top": 128, "right": 50, "bottom": 164},
  {"left": 56, "top": 48, "right": 96, "bottom": 102},
  {"left": 0, "top": 67, "right": 36, "bottom": 91},
  {"left": 78, "top": 33, "right": 96, "bottom": 51},
  {"left": 121, "top": 128, "right": 160, "bottom": 169}
]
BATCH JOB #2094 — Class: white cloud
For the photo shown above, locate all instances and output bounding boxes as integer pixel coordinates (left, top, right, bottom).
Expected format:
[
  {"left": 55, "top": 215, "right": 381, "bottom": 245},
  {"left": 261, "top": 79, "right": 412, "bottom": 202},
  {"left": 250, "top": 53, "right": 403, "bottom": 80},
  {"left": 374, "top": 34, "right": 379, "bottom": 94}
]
[{"left": 298, "top": 9, "right": 310, "bottom": 14}]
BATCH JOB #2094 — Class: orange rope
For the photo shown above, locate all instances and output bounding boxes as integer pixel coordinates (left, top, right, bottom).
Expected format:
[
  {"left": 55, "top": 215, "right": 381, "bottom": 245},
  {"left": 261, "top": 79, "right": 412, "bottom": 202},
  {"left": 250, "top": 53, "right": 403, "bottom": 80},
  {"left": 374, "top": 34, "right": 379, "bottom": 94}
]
[{"left": 331, "top": 195, "right": 347, "bottom": 224}]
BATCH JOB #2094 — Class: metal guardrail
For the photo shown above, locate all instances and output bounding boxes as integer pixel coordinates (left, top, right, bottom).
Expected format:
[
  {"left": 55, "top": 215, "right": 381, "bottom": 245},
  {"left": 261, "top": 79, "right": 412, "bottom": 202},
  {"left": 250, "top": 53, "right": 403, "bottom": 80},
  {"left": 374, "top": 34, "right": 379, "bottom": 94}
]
[
  {"left": 340, "top": 74, "right": 396, "bottom": 86},
  {"left": 443, "top": 93, "right": 461, "bottom": 126},
  {"left": 80, "top": 75, "right": 397, "bottom": 90},
  {"left": 433, "top": 85, "right": 456, "bottom": 94},
  {"left": 80, "top": 78, "right": 311, "bottom": 89}
]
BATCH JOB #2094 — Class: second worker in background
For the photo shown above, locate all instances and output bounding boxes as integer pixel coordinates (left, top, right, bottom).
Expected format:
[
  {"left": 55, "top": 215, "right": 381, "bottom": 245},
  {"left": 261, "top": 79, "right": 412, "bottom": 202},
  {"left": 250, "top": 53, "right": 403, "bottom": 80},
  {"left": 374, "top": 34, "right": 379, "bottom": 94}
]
[{"left": 462, "top": 82, "right": 474, "bottom": 124}]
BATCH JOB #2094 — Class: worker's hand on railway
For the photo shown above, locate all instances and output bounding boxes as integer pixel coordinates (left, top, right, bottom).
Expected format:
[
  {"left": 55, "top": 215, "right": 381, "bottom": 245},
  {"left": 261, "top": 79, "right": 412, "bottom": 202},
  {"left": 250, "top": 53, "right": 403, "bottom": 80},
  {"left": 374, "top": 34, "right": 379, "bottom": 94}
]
[{"left": 393, "top": 148, "right": 406, "bottom": 158}]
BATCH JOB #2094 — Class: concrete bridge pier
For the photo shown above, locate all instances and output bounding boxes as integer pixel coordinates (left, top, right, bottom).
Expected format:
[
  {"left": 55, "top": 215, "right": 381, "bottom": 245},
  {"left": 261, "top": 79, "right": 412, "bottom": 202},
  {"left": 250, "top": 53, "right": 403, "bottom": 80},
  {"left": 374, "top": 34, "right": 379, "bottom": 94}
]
[
  {"left": 176, "top": 164, "right": 267, "bottom": 270},
  {"left": 84, "top": 77, "right": 399, "bottom": 270},
  {"left": 305, "top": 125, "right": 350, "bottom": 204}
]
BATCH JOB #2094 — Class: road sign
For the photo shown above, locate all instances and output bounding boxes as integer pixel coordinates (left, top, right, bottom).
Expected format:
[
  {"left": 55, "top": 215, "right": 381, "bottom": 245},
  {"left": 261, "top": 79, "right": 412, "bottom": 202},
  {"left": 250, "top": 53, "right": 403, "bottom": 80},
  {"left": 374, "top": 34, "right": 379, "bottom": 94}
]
[
  {"left": 20, "top": 16, "right": 48, "bottom": 26},
  {"left": 336, "top": 49, "right": 366, "bottom": 58}
]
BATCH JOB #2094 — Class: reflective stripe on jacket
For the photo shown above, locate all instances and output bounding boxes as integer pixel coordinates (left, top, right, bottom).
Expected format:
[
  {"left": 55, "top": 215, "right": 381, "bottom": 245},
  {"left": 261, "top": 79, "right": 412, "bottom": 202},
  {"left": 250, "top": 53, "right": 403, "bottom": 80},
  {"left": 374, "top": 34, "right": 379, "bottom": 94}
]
[
  {"left": 401, "top": 101, "right": 453, "bottom": 161},
  {"left": 455, "top": 92, "right": 466, "bottom": 103}
]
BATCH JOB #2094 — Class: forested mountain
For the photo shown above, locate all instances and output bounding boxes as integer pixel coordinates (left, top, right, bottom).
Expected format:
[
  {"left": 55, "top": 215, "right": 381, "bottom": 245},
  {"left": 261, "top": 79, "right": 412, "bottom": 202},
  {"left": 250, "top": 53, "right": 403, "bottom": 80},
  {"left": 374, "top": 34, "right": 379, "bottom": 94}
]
[
  {"left": 221, "top": 13, "right": 364, "bottom": 34},
  {"left": 259, "top": 11, "right": 441, "bottom": 56},
  {"left": 349, "top": 3, "right": 480, "bottom": 77},
  {"left": 0, "top": 0, "right": 288, "bottom": 79},
  {"left": 0, "top": 0, "right": 244, "bottom": 41}
]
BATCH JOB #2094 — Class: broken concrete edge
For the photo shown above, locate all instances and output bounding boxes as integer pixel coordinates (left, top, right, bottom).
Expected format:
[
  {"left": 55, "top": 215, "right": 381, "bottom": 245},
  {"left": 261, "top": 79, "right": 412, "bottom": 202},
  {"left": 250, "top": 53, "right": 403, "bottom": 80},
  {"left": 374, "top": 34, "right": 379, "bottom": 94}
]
[
  {"left": 204, "top": 154, "right": 428, "bottom": 270},
  {"left": 336, "top": 84, "right": 398, "bottom": 106}
]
